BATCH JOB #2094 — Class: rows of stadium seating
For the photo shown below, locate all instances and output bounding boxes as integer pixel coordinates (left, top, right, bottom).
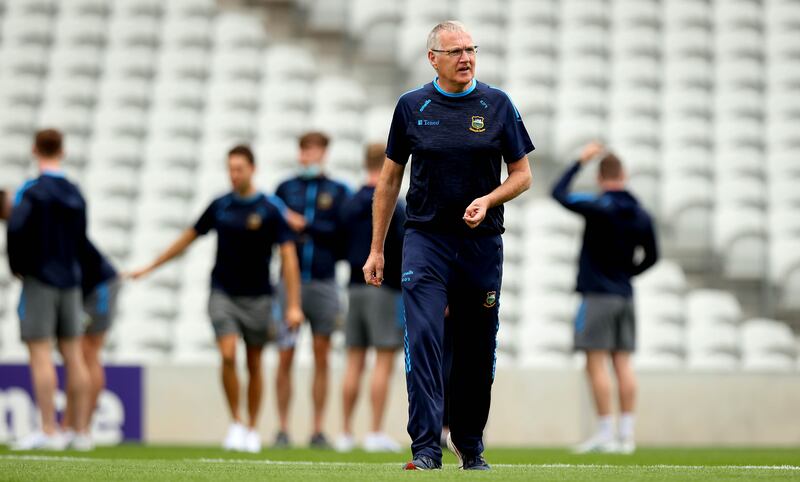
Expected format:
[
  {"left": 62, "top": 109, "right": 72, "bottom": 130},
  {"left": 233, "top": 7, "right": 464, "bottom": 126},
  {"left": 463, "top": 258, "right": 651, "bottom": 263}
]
[
  {"left": 0, "top": 0, "right": 798, "bottom": 370},
  {"left": 340, "top": 0, "right": 800, "bottom": 308}
]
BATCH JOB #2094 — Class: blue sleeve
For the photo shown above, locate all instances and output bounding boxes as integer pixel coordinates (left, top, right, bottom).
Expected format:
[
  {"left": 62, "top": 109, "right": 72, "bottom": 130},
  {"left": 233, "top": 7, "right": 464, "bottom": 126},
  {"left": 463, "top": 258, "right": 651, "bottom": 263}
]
[
  {"left": 551, "top": 162, "right": 604, "bottom": 216},
  {"left": 498, "top": 91, "right": 535, "bottom": 163},
  {"left": 274, "top": 206, "right": 295, "bottom": 245},
  {"left": 192, "top": 200, "right": 217, "bottom": 235},
  {"left": 268, "top": 194, "right": 288, "bottom": 216},
  {"left": 385, "top": 99, "right": 412, "bottom": 165}
]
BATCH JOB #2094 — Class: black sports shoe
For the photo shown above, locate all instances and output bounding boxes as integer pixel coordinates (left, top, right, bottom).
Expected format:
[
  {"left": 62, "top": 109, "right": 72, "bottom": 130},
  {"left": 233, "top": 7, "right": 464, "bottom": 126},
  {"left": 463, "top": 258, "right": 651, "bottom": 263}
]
[
  {"left": 446, "top": 432, "right": 491, "bottom": 471},
  {"left": 462, "top": 454, "right": 491, "bottom": 470},
  {"left": 273, "top": 431, "right": 290, "bottom": 449},
  {"left": 403, "top": 455, "right": 442, "bottom": 470},
  {"left": 309, "top": 432, "right": 331, "bottom": 449}
]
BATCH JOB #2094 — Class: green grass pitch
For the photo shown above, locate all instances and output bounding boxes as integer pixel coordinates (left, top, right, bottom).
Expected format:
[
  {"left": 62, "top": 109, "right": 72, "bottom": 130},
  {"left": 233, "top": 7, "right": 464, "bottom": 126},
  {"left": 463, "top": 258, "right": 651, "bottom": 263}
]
[{"left": 1, "top": 445, "right": 799, "bottom": 481}]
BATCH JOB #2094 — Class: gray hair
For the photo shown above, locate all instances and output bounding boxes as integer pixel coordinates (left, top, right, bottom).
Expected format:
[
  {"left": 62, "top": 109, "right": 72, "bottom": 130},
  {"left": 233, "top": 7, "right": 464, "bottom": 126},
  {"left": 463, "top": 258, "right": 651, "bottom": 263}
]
[{"left": 426, "top": 20, "right": 468, "bottom": 50}]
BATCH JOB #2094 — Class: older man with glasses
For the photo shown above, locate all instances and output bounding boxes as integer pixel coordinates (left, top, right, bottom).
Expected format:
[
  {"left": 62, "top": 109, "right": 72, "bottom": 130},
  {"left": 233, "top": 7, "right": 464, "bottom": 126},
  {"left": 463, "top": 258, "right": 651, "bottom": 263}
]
[{"left": 363, "top": 20, "right": 535, "bottom": 471}]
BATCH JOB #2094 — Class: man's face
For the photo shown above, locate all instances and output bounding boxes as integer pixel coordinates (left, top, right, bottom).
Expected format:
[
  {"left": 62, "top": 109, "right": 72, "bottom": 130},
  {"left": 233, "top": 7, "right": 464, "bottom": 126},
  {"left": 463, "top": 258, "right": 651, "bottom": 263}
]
[
  {"left": 227, "top": 154, "right": 254, "bottom": 192},
  {"left": 298, "top": 145, "right": 326, "bottom": 167},
  {"left": 429, "top": 30, "right": 476, "bottom": 87}
]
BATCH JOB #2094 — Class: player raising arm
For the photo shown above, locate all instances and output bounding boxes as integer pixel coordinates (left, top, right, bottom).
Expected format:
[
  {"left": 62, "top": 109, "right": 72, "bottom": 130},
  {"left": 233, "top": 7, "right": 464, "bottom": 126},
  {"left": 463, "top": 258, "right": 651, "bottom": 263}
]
[{"left": 129, "top": 145, "right": 303, "bottom": 453}]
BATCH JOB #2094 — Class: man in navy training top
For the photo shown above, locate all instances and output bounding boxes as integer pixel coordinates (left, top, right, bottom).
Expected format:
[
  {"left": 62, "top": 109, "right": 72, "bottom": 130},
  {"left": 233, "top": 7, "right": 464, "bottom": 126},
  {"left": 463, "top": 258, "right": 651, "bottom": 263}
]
[
  {"left": 274, "top": 131, "right": 351, "bottom": 449},
  {"left": 335, "top": 143, "right": 405, "bottom": 453},
  {"left": 363, "top": 21, "right": 534, "bottom": 470},
  {"left": 1, "top": 192, "right": 120, "bottom": 447},
  {"left": 130, "top": 145, "right": 304, "bottom": 453},
  {"left": 7, "top": 129, "right": 93, "bottom": 450},
  {"left": 552, "top": 141, "right": 658, "bottom": 455}
]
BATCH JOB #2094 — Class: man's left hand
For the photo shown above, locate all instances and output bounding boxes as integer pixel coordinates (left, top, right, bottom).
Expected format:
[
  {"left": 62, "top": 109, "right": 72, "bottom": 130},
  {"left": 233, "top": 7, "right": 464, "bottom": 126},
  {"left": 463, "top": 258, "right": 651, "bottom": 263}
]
[{"left": 463, "top": 196, "right": 490, "bottom": 229}]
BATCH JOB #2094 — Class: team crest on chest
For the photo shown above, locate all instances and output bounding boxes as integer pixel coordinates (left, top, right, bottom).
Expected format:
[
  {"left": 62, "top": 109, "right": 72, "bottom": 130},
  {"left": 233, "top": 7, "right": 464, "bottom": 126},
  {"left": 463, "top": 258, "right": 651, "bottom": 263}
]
[
  {"left": 246, "top": 213, "right": 263, "bottom": 230},
  {"left": 483, "top": 291, "right": 497, "bottom": 308},
  {"left": 317, "top": 192, "right": 334, "bottom": 210},
  {"left": 470, "top": 115, "right": 486, "bottom": 133}
]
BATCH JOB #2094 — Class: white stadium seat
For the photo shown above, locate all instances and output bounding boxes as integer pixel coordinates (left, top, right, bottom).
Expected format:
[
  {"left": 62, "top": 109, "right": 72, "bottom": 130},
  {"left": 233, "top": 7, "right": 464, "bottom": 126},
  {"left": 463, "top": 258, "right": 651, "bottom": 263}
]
[
  {"left": 214, "top": 12, "right": 268, "bottom": 49},
  {"left": 686, "top": 290, "right": 743, "bottom": 327}
]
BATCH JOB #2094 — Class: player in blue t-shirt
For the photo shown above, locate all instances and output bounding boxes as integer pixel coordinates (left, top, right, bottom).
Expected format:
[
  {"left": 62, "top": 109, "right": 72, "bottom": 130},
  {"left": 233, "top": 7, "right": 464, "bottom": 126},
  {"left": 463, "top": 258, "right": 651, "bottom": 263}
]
[
  {"left": 130, "top": 145, "right": 304, "bottom": 453},
  {"left": 363, "top": 21, "right": 534, "bottom": 470},
  {"left": 6, "top": 129, "right": 93, "bottom": 451}
]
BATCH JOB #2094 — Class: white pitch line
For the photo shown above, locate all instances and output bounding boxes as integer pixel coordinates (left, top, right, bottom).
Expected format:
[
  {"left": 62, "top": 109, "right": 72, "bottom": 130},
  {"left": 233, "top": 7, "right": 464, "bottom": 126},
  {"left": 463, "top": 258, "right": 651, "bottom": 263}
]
[
  {"left": 2, "top": 455, "right": 798, "bottom": 472},
  {"left": 196, "top": 458, "right": 800, "bottom": 471},
  {"left": 0, "top": 455, "right": 99, "bottom": 463}
]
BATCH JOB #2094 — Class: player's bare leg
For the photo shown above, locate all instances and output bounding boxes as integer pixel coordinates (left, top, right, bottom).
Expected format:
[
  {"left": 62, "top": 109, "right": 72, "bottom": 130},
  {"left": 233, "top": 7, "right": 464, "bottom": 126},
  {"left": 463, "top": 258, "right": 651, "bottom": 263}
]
[
  {"left": 274, "top": 347, "right": 295, "bottom": 446},
  {"left": 62, "top": 334, "right": 105, "bottom": 436},
  {"left": 58, "top": 337, "right": 91, "bottom": 449},
  {"left": 245, "top": 346, "right": 264, "bottom": 429},
  {"left": 218, "top": 334, "right": 241, "bottom": 422},
  {"left": 336, "top": 348, "right": 366, "bottom": 451},
  {"left": 342, "top": 348, "right": 366, "bottom": 434},
  {"left": 218, "top": 334, "right": 246, "bottom": 451},
  {"left": 586, "top": 350, "right": 612, "bottom": 416},
  {"left": 370, "top": 349, "right": 395, "bottom": 433},
  {"left": 310, "top": 334, "right": 331, "bottom": 447},
  {"left": 363, "top": 348, "right": 401, "bottom": 452},
  {"left": 612, "top": 351, "right": 637, "bottom": 453},
  {"left": 28, "top": 340, "right": 59, "bottom": 435},
  {"left": 82, "top": 334, "right": 106, "bottom": 420},
  {"left": 11, "top": 340, "right": 71, "bottom": 451},
  {"left": 243, "top": 345, "right": 264, "bottom": 452},
  {"left": 574, "top": 350, "right": 616, "bottom": 453}
]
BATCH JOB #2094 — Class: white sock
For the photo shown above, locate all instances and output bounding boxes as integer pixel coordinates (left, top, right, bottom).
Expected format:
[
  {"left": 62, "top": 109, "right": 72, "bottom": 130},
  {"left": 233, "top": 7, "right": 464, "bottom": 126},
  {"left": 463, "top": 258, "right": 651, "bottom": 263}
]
[
  {"left": 597, "top": 415, "right": 614, "bottom": 439},
  {"left": 619, "top": 412, "right": 635, "bottom": 440}
]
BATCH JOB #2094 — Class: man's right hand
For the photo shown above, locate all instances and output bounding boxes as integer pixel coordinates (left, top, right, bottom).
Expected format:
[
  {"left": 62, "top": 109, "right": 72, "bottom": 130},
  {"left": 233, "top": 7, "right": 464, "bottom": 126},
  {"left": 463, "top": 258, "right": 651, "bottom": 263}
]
[
  {"left": 285, "top": 305, "right": 304, "bottom": 331},
  {"left": 362, "top": 250, "right": 385, "bottom": 287},
  {"left": 579, "top": 141, "right": 606, "bottom": 165},
  {"left": 285, "top": 209, "right": 307, "bottom": 233}
]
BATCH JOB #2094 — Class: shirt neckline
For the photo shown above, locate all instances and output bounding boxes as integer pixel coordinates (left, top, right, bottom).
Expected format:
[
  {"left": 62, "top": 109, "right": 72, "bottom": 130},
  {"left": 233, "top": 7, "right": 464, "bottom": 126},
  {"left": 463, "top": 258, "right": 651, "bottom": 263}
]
[{"left": 433, "top": 77, "right": 477, "bottom": 98}]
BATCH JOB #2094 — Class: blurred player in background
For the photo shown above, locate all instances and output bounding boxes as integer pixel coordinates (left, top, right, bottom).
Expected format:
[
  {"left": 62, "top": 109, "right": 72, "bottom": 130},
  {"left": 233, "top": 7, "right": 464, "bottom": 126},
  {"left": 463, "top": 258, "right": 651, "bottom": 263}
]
[
  {"left": 130, "top": 145, "right": 303, "bottom": 453},
  {"left": 552, "top": 141, "right": 659, "bottom": 454},
  {"left": 61, "top": 240, "right": 120, "bottom": 444},
  {"left": 363, "top": 21, "right": 534, "bottom": 470},
  {"left": 273, "top": 131, "right": 351, "bottom": 449},
  {"left": 334, "top": 144, "right": 405, "bottom": 453},
  {"left": 1, "top": 190, "right": 120, "bottom": 447},
  {"left": 6, "top": 129, "right": 92, "bottom": 450}
]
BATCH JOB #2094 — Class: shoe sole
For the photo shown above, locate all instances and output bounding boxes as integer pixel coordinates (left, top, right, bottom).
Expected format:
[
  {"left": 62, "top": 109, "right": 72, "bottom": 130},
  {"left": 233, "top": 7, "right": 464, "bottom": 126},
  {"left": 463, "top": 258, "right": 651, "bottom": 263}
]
[{"left": 446, "top": 432, "right": 464, "bottom": 469}]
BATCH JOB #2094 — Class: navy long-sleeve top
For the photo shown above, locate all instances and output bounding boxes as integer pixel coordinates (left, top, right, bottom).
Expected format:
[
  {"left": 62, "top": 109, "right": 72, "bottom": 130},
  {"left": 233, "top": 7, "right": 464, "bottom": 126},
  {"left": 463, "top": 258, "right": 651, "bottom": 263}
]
[
  {"left": 551, "top": 162, "right": 659, "bottom": 298},
  {"left": 275, "top": 175, "right": 351, "bottom": 282},
  {"left": 7, "top": 172, "right": 88, "bottom": 289}
]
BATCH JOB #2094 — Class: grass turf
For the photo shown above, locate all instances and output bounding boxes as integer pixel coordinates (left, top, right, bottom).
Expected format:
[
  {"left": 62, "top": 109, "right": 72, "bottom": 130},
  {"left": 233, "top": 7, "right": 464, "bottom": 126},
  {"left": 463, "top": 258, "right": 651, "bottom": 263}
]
[{"left": 0, "top": 445, "right": 798, "bottom": 481}]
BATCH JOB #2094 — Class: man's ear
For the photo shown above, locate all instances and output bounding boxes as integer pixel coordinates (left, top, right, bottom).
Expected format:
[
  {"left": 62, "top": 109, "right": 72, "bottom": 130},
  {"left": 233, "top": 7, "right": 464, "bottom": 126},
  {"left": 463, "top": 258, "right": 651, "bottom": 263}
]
[{"left": 428, "top": 51, "right": 438, "bottom": 71}]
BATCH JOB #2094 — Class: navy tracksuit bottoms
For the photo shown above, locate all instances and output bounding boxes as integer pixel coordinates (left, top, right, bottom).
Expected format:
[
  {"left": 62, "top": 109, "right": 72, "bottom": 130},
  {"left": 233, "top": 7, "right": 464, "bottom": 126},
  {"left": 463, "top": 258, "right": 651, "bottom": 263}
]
[{"left": 401, "top": 228, "right": 502, "bottom": 462}]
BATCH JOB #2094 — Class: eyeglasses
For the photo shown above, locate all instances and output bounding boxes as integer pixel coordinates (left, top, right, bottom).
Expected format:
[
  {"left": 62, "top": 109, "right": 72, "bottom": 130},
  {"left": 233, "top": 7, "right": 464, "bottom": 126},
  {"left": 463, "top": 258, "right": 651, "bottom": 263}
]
[{"left": 430, "top": 45, "right": 479, "bottom": 58}]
